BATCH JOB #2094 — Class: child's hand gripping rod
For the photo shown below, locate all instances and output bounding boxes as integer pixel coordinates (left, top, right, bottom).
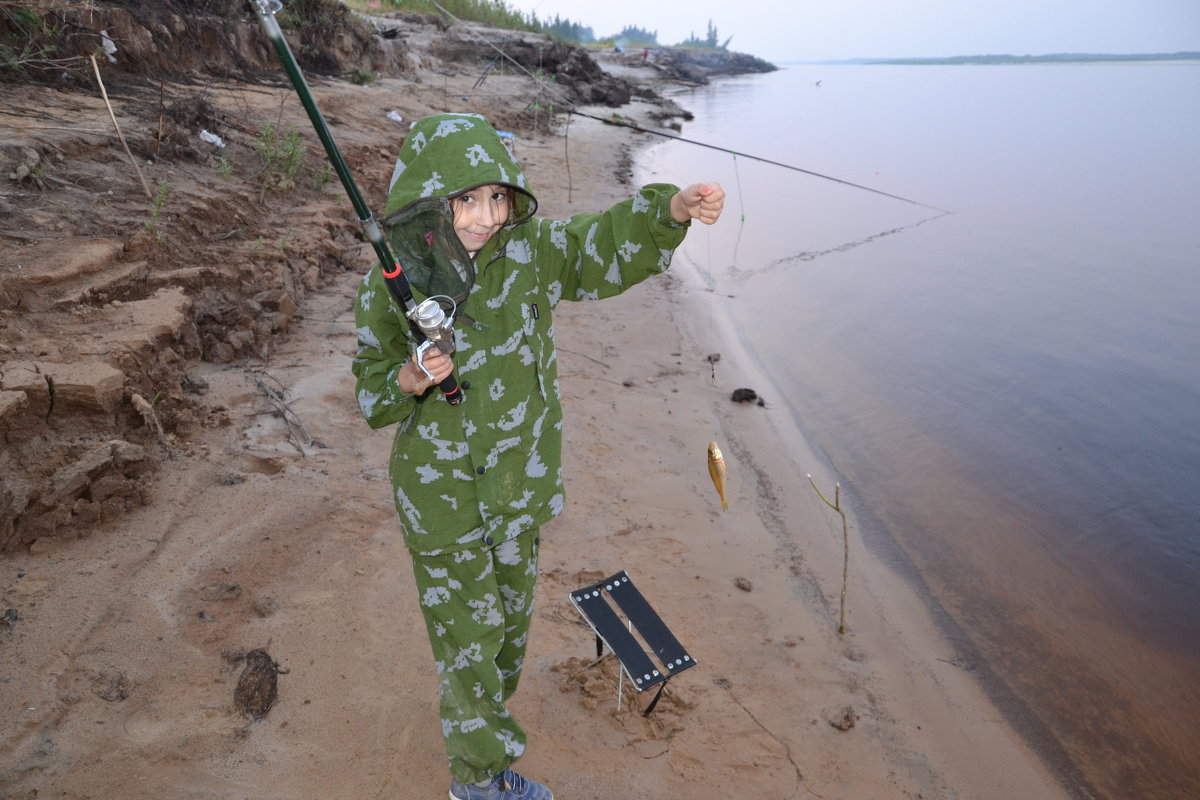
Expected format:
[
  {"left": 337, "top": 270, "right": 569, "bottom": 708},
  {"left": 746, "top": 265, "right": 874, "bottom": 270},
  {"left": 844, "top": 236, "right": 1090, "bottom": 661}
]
[{"left": 246, "top": 0, "right": 464, "bottom": 406}]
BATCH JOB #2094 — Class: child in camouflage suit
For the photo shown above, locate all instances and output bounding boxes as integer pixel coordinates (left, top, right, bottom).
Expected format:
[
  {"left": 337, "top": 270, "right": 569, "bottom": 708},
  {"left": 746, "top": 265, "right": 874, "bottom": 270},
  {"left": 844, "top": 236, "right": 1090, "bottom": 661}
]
[{"left": 351, "top": 113, "right": 724, "bottom": 800}]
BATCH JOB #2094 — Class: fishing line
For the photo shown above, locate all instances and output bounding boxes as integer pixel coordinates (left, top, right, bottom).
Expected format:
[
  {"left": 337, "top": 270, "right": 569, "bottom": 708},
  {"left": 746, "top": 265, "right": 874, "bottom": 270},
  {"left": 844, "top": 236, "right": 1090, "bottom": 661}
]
[
  {"left": 563, "top": 107, "right": 573, "bottom": 203},
  {"left": 739, "top": 211, "right": 950, "bottom": 279},
  {"left": 706, "top": 224, "right": 717, "bottom": 384},
  {"left": 426, "top": 0, "right": 949, "bottom": 215},
  {"left": 731, "top": 152, "right": 746, "bottom": 264}
]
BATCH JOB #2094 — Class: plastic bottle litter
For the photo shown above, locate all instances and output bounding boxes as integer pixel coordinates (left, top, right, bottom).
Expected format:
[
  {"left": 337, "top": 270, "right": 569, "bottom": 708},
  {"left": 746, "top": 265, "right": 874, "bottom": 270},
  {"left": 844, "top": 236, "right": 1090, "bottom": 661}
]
[
  {"left": 199, "top": 129, "right": 226, "bottom": 148},
  {"left": 100, "top": 30, "right": 118, "bottom": 63}
]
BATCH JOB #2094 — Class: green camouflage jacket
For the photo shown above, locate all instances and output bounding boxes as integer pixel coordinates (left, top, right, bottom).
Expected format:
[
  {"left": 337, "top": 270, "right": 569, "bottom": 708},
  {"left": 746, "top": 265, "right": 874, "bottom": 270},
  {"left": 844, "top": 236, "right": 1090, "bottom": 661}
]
[{"left": 352, "top": 113, "right": 689, "bottom": 555}]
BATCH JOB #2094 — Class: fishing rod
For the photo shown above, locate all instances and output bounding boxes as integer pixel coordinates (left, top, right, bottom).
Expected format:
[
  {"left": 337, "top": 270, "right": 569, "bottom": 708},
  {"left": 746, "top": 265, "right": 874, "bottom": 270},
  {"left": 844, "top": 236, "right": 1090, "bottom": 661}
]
[
  {"left": 426, "top": 0, "right": 948, "bottom": 214},
  {"left": 246, "top": 0, "right": 464, "bottom": 405}
]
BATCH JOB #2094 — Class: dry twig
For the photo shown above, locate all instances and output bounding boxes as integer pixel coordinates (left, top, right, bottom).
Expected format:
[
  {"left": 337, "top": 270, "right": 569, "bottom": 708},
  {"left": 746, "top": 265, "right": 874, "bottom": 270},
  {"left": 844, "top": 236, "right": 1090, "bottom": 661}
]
[
  {"left": 808, "top": 473, "right": 850, "bottom": 634},
  {"left": 89, "top": 53, "right": 152, "bottom": 199},
  {"left": 254, "top": 372, "right": 320, "bottom": 454}
]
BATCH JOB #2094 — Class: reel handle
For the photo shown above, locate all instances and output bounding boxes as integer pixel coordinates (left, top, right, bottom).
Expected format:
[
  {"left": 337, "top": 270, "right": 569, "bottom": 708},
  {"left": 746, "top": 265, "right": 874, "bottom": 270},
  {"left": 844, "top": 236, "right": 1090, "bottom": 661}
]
[{"left": 409, "top": 300, "right": 465, "bottom": 406}]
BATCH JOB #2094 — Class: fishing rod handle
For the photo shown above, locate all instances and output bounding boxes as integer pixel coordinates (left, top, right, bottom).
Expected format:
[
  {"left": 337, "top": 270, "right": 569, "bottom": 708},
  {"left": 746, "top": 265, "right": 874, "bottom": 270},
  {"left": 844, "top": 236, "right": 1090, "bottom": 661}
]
[
  {"left": 438, "top": 374, "right": 464, "bottom": 405},
  {"left": 411, "top": 299, "right": 465, "bottom": 406},
  {"left": 411, "top": 341, "right": 465, "bottom": 406},
  {"left": 406, "top": 326, "right": 464, "bottom": 406}
]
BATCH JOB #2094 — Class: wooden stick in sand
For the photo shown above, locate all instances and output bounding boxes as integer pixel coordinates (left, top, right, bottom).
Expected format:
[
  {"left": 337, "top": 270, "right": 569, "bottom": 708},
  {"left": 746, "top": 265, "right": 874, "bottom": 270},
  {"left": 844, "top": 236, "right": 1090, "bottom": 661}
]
[{"left": 89, "top": 53, "right": 153, "bottom": 199}]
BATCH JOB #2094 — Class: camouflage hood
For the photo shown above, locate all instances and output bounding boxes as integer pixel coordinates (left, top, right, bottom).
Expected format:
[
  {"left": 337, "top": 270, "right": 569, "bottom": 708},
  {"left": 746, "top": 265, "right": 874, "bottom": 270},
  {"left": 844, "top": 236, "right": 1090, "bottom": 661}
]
[
  {"left": 384, "top": 113, "right": 537, "bottom": 222},
  {"left": 379, "top": 114, "right": 537, "bottom": 307}
]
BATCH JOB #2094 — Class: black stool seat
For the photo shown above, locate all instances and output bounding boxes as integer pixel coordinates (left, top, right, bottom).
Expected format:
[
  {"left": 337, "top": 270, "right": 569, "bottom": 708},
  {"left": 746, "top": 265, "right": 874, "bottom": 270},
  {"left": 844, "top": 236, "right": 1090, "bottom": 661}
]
[{"left": 569, "top": 570, "right": 696, "bottom": 715}]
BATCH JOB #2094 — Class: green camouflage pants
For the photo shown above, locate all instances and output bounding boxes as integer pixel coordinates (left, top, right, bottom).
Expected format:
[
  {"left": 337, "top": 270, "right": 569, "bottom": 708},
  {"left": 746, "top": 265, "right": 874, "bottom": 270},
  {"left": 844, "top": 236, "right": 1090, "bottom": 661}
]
[{"left": 409, "top": 530, "right": 540, "bottom": 783}]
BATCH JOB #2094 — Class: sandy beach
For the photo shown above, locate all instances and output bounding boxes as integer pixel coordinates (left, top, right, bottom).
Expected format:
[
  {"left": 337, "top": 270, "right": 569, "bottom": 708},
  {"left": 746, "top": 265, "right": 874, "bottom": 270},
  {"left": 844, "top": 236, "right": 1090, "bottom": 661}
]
[{"left": 1, "top": 13, "right": 1078, "bottom": 798}]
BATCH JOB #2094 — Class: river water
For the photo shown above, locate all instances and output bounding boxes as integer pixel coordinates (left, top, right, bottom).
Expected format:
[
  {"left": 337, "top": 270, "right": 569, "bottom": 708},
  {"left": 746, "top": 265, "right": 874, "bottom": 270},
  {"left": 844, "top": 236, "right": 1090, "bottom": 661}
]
[{"left": 644, "top": 61, "right": 1200, "bottom": 798}]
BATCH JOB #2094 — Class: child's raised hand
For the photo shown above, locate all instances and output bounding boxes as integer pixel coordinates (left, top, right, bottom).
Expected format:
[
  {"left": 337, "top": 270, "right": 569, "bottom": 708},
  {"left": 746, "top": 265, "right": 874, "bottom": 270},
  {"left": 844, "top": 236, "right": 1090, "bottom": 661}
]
[{"left": 670, "top": 182, "right": 725, "bottom": 225}]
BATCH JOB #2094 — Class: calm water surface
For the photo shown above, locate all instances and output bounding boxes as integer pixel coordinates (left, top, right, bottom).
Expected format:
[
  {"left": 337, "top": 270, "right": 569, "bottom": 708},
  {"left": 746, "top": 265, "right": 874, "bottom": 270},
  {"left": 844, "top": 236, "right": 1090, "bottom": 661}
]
[{"left": 645, "top": 62, "right": 1200, "bottom": 798}]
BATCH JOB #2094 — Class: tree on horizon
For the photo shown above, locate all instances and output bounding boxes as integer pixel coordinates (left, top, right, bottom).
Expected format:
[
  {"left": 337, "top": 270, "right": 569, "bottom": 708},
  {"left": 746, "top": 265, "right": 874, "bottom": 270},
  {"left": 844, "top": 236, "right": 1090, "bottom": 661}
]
[
  {"left": 679, "top": 19, "right": 727, "bottom": 50},
  {"left": 541, "top": 14, "right": 594, "bottom": 43},
  {"left": 607, "top": 24, "right": 658, "bottom": 46}
]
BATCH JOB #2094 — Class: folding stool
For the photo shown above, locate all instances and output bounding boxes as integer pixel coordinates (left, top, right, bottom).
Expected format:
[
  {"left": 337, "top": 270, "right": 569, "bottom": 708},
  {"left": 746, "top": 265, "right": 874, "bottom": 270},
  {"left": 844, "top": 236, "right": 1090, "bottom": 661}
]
[{"left": 568, "top": 570, "right": 697, "bottom": 716}]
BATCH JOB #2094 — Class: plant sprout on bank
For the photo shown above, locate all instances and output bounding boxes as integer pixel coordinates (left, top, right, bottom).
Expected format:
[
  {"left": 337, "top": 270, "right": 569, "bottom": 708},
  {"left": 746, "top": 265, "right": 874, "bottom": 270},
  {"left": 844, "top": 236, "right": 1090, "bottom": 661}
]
[
  {"left": 144, "top": 179, "right": 170, "bottom": 243},
  {"left": 254, "top": 120, "right": 307, "bottom": 201}
]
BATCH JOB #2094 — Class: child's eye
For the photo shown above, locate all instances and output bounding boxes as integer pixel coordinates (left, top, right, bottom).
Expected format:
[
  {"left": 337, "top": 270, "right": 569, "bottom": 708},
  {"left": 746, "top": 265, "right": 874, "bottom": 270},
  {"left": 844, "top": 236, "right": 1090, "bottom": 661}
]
[{"left": 491, "top": 191, "right": 507, "bottom": 202}]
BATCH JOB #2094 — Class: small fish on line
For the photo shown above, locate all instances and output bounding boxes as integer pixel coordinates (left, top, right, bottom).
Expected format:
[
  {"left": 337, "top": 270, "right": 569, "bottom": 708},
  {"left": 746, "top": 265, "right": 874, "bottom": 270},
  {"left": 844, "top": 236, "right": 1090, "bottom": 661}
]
[{"left": 707, "top": 442, "right": 728, "bottom": 511}]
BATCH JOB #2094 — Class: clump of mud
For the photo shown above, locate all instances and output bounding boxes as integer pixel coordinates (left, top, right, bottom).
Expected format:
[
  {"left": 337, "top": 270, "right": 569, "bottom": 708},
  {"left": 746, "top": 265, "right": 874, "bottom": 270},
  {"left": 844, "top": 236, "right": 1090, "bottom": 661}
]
[{"left": 231, "top": 647, "right": 287, "bottom": 720}]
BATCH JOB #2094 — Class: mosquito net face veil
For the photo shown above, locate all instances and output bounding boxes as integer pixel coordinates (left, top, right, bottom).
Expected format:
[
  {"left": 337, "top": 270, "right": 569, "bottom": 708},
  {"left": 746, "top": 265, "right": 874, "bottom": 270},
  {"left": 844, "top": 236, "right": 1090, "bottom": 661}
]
[{"left": 380, "top": 197, "right": 475, "bottom": 306}]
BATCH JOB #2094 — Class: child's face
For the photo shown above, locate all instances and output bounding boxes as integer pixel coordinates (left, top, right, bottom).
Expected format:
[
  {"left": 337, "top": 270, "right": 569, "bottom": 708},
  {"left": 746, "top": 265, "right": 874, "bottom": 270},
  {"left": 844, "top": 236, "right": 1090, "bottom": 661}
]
[{"left": 451, "top": 184, "right": 510, "bottom": 253}]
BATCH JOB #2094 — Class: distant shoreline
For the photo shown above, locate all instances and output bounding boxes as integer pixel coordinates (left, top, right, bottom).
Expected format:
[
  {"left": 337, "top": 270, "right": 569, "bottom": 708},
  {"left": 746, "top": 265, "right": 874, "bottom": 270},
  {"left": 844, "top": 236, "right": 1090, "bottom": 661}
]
[{"left": 793, "top": 51, "right": 1200, "bottom": 66}]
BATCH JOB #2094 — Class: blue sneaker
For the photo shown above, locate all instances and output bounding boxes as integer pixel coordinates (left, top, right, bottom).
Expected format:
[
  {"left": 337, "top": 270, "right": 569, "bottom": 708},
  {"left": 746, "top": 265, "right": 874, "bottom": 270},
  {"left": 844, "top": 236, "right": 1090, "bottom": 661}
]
[{"left": 449, "top": 768, "right": 553, "bottom": 800}]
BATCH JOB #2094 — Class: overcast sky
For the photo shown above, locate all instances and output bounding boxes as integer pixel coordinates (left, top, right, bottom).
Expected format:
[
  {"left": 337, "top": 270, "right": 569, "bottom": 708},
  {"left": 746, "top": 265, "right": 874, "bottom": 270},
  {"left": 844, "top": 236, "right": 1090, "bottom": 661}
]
[{"left": 502, "top": 0, "right": 1200, "bottom": 62}]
